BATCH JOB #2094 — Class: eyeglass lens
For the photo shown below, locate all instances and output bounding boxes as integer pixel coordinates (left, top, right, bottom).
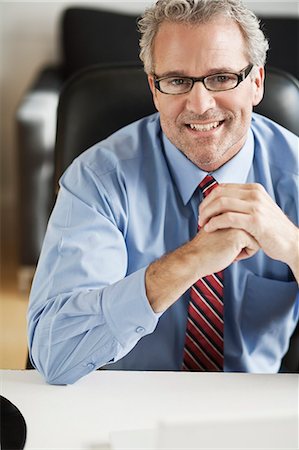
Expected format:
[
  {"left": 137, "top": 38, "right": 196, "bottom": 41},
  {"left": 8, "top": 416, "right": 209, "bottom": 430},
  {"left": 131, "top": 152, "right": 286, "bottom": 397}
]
[{"left": 158, "top": 73, "right": 239, "bottom": 94}]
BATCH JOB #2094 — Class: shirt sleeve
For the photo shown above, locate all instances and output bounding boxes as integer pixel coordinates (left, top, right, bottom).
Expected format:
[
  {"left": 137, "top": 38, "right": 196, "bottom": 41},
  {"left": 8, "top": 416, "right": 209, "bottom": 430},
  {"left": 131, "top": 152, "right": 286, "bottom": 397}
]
[{"left": 27, "top": 158, "right": 160, "bottom": 385}]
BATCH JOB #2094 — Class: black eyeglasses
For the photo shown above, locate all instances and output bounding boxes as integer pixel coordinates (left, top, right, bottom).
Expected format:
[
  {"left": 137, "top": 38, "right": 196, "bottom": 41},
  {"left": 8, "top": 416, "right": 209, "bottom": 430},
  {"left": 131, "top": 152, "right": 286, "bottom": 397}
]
[{"left": 153, "top": 64, "right": 254, "bottom": 95}]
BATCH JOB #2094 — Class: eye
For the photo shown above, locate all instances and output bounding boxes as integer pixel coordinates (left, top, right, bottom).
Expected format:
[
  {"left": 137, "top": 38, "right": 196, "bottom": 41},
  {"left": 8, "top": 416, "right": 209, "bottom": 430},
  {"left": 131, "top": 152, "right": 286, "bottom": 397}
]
[
  {"left": 168, "top": 77, "right": 191, "bottom": 86},
  {"left": 157, "top": 76, "right": 193, "bottom": 94},
  {"left": 206, "top": 73, "right": 237, "bottom": 90},
  {"left": 215, "top": 75, "right": 232, "bottom": 83}
]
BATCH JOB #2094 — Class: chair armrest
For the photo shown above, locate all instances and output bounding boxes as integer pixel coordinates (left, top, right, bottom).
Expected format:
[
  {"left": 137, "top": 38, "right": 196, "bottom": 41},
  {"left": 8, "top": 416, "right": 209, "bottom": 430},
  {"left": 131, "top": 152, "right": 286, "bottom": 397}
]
[
  {"left": 280, "top": 322, "right": 299, "bottom": 373},
  {"left": 16, "top": 67, "right": 64, "bottom": 268},
  {"left": 16, "top": 66, "right": 64, "bottom": 151},
  {"left": 25, "top": 65, "right": 65, "bottom": 91}
]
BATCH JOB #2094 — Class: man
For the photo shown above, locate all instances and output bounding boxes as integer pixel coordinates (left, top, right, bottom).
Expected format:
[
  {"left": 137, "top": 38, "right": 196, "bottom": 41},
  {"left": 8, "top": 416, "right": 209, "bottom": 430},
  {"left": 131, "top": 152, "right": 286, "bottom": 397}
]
[{"left": 28, "top": 0, "right": 299, "bottom": 384}]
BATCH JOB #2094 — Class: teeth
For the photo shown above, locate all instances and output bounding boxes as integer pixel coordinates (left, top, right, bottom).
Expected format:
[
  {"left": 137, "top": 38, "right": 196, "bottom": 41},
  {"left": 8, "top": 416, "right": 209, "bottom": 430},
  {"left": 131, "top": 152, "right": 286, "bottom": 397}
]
[{"left": 189, "top": 121, "right": 221, "bottom": 131}]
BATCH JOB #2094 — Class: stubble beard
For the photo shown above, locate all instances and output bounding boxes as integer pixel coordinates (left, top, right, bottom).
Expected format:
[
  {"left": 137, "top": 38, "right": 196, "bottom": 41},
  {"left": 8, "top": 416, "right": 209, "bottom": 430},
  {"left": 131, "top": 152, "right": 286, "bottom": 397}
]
[{"left": 161, "top": 112, "right": 244, "bottom": 171}]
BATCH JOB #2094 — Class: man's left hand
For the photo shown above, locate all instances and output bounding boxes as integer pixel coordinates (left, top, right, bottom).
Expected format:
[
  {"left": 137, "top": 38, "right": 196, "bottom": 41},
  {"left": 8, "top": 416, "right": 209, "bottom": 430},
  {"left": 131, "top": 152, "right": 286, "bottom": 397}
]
[{"left": 199, "top": 183, "right": 299, "bottom": 281}]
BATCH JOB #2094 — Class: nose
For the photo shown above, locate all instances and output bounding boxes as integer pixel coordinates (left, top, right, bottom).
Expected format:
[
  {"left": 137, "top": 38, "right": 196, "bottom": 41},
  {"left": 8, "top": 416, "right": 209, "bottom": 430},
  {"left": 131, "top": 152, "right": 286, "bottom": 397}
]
[{"left": 186, "top": 81, "right": 217, "bottom": 115}]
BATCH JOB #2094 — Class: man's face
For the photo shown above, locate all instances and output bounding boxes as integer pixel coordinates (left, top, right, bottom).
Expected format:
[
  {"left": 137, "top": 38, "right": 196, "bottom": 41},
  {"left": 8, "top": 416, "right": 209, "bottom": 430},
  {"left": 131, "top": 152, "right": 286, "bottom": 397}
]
[{"left": 148, "top": 18, "right": 264, "bottom": 171}]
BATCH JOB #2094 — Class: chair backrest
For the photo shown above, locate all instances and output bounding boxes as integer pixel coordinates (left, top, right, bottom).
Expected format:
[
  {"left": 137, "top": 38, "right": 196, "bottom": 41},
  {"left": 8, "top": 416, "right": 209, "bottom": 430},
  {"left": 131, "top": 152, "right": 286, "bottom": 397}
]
[
  {"left": 54, "top": 64, "right": 155, "bottom": 184},
  {"left": 254, "top": 66, "right": 299, "bottom": 135},
  {"left": 259, "top": 17, "right": 299, "bottom": 79},
  {"left": 60, "top": 10, "right": 299, "bottom": 80},
  {"left": 61, "top": 8, "right": 140, "bottom": 78}
]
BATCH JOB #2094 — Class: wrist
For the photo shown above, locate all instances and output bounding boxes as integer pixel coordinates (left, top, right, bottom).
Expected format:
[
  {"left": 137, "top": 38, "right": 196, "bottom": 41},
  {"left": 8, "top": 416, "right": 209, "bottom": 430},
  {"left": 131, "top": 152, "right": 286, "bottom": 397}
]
[
  {"left": 284, "top": 226, "right": 299, "bottom": 283},
  {"left": 145, "top": 238, "right": 205, "bottom": 313}
]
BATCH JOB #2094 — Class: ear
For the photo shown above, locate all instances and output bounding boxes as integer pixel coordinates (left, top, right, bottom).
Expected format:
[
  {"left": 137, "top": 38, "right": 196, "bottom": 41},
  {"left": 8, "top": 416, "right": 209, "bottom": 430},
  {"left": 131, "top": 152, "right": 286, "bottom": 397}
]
[
  {"left": 252, "top": 66, "right": 265, "bottom": 107},
  {"left": 148, "top": 74, "right": 160, "bottom": 111}
]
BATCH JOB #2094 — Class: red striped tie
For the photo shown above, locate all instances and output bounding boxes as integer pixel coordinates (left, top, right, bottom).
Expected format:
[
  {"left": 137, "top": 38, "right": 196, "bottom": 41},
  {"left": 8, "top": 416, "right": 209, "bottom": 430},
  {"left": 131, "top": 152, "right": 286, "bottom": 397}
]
[{"left": 182, "top": 175, "right": 224, "bottom": 371}]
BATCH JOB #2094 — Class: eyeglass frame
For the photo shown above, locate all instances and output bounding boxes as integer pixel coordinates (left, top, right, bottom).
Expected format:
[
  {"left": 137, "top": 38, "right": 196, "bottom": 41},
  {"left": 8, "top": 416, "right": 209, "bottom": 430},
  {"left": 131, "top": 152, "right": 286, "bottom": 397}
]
[{"left": 153, "top": 63, "right": 254, "bottom": 95}]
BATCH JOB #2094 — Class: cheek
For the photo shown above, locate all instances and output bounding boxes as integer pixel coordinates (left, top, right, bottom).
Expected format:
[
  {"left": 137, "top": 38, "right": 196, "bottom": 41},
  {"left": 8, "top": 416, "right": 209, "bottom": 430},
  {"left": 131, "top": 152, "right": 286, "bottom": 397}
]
[
  {"left": 158, "top": 98, "right": 185, "bottom": 122},
  {"left": 221, "top": 93, "right": 253, "bottom": 122}
]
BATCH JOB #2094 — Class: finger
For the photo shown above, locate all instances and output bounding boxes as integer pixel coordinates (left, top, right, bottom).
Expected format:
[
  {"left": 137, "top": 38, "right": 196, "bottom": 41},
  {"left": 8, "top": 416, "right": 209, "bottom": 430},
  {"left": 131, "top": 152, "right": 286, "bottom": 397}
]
[
  {"left": 234, "top": 231, "right": 260, "bottom": 261},
  {"left": 203, "top": 211, "right": 256, "bottom": 239},
  {"left": 234, "top": 247, "right": 257, "bottom": 262},
  {"left": 199, "top": 198, "right": 252, "bottom": 227},
  {"left": 200, "top": 183, "right": 269, "bottom": 213},
  {"left": 199, "top": 183, "right": 273, "bottom": 228},
  {"left": 218, "top": 182, "right": 267, "bottom": 196}
]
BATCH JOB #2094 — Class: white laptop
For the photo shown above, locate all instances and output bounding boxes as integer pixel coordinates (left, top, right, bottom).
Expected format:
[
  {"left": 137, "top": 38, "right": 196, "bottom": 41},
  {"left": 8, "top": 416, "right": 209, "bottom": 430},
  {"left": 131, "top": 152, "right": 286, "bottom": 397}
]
[{"left": 110, "top": 414, "right": 298, "bottom": 449}]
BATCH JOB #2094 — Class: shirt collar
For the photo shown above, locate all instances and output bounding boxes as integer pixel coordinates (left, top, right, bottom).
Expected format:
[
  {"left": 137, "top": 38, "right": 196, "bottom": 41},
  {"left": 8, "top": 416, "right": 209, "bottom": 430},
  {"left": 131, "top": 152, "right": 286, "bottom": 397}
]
[{"left": 162, "top": 128, "right": 254, "bottom": 205}]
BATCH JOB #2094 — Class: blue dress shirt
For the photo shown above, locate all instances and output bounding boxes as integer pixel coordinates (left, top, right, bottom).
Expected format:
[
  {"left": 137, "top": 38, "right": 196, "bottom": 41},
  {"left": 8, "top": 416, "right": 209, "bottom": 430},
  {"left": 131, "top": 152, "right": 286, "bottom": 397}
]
[{"left": 28, "top": 112, "right": 299, "bottom": 384}]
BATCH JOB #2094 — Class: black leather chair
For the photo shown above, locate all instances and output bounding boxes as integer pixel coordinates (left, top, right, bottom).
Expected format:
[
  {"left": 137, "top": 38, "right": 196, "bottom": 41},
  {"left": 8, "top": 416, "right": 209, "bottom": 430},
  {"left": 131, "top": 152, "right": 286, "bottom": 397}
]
[
  {"left": 260, "top": 17, "right": 299, "bottom": 80},
  {"left": 16, "top": 12, "right": 298, "bottom": 286},
  {"left": 54, "top": 64, "right": 154, "bottom": 184},
  {"left": 254, "top": 66, "right": 299, "bottom": 135},
  {"left": 46, "top": 63, "right": 299, "bottom": 373}
]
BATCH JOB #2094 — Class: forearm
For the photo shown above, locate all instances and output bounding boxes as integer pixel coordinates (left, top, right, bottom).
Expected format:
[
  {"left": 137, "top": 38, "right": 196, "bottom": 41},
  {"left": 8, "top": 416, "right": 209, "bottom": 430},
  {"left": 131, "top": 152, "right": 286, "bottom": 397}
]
[
  {"left": 145, "top": 239, "right": 203, "bottom": 313},
  {"left": 145, "top": 228, "right": 259, "bottom": 313},
  {"left": 284, "top": 226, "right": 299, "bottom": 284}
]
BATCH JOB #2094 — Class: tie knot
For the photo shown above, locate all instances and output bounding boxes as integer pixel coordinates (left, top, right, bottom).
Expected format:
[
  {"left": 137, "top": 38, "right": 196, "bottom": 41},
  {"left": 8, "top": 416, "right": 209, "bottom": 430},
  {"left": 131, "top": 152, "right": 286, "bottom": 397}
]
[{"left": 199, "top": 175, "right": 218, "bottom": 198}]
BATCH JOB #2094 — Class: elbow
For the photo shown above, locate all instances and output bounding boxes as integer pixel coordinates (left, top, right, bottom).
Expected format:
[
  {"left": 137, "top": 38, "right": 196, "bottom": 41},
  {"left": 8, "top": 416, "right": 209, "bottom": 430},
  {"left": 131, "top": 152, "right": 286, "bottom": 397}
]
[
  {"left": 29, "top": 346, "right": 68, "bottom": 385},
  {"left": 29, "top": 334, "right": 99, "bottom": 385},
  {"left": 28, "top": 313, "right": 90, "bottom": 384},
  {"left": 30, "top": 346, "right": 92, "bottom": 385},
  {"left": 31, "top": 350, "right": 89, "bottom": 385}
]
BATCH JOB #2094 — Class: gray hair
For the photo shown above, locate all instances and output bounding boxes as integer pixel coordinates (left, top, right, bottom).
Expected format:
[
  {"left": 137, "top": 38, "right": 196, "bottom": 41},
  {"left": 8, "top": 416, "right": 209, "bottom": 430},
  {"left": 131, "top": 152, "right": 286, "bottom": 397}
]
[{"left": 138, "top": 0, "right": 269, "bottom": 74}]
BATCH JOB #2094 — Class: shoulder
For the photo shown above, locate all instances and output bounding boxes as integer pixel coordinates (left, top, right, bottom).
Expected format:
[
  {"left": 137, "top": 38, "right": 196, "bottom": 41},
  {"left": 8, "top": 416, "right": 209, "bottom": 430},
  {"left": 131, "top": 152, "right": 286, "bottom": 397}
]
[
  {"left": 251, "top": 113, "right": 298, "bottom": 175},
  {"left": 71, "top": 113, "right": 161, "bottom": 177},
  {"left": 58, "top": 113, "right": 162, "bottom": 200},
  {"left": 57, "top": 113, "right": 162, "bottom": 218},
  {"left": 60, "top": 112, "right": 161, "bottom": 188}
]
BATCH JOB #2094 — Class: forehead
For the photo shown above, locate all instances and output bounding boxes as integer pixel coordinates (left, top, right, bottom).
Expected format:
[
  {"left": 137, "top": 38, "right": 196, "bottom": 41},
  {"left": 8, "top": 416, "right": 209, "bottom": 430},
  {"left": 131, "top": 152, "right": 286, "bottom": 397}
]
[{"left": 153, "top": 18, "right": 248, "bottom": 74}]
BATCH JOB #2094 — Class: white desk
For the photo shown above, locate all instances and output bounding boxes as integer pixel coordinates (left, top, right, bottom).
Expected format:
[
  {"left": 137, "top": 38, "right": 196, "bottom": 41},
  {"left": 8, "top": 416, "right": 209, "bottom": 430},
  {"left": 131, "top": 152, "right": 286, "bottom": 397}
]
[{"left": 1, "top": 370, "right": 298, "bottom": 449}]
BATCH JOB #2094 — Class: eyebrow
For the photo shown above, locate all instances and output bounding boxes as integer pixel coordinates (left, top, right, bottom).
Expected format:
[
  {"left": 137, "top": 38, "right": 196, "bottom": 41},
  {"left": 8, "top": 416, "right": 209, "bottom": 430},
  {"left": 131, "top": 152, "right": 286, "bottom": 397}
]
[{"left": 155, "top": 67, "right": 238, "bottom": 78}]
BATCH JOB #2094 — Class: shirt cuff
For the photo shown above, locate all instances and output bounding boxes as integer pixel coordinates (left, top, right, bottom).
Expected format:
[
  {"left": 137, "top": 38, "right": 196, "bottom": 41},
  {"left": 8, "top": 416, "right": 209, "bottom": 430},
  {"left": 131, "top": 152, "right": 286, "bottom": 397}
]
[{"left": 101, "top": 267, "right": 161, "bottom": 350}]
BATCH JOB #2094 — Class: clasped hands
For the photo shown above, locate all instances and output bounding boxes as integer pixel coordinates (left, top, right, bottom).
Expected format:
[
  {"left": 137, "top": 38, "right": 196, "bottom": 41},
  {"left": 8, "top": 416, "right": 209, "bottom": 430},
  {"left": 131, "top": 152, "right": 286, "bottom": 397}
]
[
  {"left": 197, "top": 183, "right": 299, "bottom": 280},
  {"left": 145, "top": 182, "right": 298, "bottom": 312}
]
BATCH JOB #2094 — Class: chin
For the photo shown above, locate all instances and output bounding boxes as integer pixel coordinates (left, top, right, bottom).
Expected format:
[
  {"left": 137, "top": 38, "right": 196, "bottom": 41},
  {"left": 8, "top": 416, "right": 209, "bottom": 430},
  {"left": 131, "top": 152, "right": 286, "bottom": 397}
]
[{"left": 182, "top": 145, "right": 222, "bottom": 168}]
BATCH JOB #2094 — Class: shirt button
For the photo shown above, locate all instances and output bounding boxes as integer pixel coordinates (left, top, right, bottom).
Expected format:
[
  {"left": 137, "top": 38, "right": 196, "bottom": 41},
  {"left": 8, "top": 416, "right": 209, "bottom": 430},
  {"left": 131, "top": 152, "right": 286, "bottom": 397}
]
[
  {"left": 87, "top": 363, "right": 95, "bottom": 369},
  {"left": 136, "top": 326, "right": 145, "bottom": 334}
]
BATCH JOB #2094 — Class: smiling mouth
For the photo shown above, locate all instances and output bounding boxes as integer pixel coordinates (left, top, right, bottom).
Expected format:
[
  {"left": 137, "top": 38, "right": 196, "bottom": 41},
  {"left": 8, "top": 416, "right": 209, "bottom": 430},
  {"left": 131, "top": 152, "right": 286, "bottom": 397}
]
[{"left": 188, "top": 120, "right": 224, "bottom": 132}]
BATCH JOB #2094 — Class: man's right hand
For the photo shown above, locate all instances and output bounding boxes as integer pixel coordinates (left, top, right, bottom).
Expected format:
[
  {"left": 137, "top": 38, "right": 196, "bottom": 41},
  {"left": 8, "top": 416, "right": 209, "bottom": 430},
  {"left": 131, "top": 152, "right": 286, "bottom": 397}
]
[
  {"left": 193, "top": 228, "right": 259, "bottom": 276},
  {"left": 145, "top": 228, "right": 259, "bottom": 313}
]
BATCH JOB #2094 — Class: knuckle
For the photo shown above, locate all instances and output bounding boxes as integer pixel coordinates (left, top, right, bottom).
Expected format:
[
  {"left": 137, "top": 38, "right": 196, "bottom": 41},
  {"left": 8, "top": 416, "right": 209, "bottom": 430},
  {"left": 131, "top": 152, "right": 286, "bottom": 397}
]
[
  {"left": 250, "top": 205, "right": 264, "bottom": 227},
  {"left": 235, "top": 229, "right": 245, "bottom": 240},
  {"left": 228, "top": 228, "right": 243, "bottom": 243},
  {"left": 214, "top": 185, "right": 224, "bottom": 199},
  {"left": 249, "top": 191, "right": 260, "bottom": 203},
  {"left": 249, "top": 203, "right": 262, "bottom": 218},
  {"left": 248, "top": 182, "right": 264, "bottom": 192},
  {"left": 255, "top": 183, "right": 265, "bottom": 193},
  {"left": 250, "top": 183, "right": 265, "bottom": 201},
  {"left": 218, "top": 196, "right": 227, "bottom": 208},
  {"left": 226, "top": 212, "right": 236, "bottom": 226}
]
